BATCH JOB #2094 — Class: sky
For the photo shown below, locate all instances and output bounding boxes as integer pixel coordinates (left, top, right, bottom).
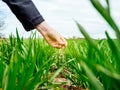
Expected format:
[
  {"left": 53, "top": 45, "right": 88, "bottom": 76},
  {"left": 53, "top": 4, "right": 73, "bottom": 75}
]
[{"left": 0, "top": 0, "right": 120, "bottom": 38}]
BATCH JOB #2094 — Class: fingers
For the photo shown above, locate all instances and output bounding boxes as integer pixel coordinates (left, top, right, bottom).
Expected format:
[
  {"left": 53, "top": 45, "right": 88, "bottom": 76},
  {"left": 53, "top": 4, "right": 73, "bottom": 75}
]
[
  {"left": 60, "top": 37, "right": 67, "bottom": 47},
  {"left": 52, "top": 43, "right": 65, "bottom": 49},
  {"left": 52, "top": 44, "right": 65, "bottom": 49},
  {"left": 52, "top": 38, "right": 67, "bottom": 49}
]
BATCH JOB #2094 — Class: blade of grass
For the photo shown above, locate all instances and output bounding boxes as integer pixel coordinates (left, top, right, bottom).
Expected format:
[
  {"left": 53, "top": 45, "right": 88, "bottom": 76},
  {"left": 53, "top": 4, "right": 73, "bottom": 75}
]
[
  {"left": 106, "top": 0, "right": 110, "bottom": 15},
  {"left": 76, "top": 21, "right": 105, "bottom": 61},
  {"left": 105, "top": 31, "right": 120, "bottom": 73},
  {"left": 81, "top": 61, "right": 104, "bottom": 90},
  {"left": 90, "top": 0, "right": 120, "bottom": 45}
]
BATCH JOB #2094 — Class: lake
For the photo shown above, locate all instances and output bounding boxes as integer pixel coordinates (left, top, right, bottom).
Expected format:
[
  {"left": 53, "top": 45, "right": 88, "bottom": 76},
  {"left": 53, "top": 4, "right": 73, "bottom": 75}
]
[{"left": 0, "top": 0, "right": 120, "bottom": 38}]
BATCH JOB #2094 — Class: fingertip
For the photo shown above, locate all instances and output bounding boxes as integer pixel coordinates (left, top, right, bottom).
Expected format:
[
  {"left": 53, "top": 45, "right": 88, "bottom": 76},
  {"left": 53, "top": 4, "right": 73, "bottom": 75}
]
[
  {"left": 60, "top": 37, "right": 67, "bottom": 46},
  {"left": 52, "top": 44, "right": 62, "bottom": 49},
  {"left": 64, "top": 41, "right": 67, "bottom": 46}
]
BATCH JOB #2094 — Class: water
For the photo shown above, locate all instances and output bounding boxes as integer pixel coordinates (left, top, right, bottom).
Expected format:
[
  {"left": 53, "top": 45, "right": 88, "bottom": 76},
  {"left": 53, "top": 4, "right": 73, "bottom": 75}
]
[{"left": 0, "top": 0, "right": 120, "bottom": 38}]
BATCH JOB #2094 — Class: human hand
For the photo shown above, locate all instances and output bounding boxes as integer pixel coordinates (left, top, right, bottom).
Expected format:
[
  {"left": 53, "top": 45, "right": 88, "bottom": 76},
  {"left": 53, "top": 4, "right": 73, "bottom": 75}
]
[{"left": 36, "top": 21, "right": 67, "bottom": 49}]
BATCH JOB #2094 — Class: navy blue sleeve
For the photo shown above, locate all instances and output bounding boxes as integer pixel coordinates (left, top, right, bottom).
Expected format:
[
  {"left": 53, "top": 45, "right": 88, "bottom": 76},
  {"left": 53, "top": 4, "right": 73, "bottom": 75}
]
[{"left": 2, "top": 0, "right": 45, "bottom": 31}]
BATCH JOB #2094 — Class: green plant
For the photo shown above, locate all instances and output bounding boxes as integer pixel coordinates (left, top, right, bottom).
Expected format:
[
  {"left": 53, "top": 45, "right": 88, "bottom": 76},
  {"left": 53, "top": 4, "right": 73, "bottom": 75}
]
[
  {"left": 0, "top": 30, "right": 64, "bottom": 90},
  {"left": 63, "top": 0, "right": 120, "bottom": 90}
]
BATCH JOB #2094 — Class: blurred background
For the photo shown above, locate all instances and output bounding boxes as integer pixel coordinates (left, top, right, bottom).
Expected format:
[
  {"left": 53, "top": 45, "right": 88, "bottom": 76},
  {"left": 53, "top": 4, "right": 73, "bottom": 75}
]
[{"left": 0, "top": 0, "right": 120, "bottom": 38}]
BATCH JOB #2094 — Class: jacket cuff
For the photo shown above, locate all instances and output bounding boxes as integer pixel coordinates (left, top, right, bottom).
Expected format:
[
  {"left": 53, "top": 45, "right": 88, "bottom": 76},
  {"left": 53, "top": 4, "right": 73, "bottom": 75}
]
[{"left": 31, "top": 15, "right": 45, "bottom": 29}]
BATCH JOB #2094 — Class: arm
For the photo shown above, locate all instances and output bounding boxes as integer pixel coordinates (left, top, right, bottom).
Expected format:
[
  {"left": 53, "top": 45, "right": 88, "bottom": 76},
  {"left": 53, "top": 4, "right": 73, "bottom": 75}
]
[
  {"left": 2, "top": 0, "right": 67, "bottom": 48},
  {"left": 2, "top": 0, "right": 44, "bottom": 31}
]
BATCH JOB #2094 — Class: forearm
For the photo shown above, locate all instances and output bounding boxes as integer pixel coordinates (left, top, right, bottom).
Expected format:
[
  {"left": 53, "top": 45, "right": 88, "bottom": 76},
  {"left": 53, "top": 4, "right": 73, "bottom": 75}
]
[{"left": 2, "top": 0, "right": 44, "bottom": 31}]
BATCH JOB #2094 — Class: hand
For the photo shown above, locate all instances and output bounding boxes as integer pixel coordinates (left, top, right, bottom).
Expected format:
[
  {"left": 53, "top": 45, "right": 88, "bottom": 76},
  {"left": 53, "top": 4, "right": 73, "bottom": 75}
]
[{"left": 35, "top": 21, "right": 67, "bottom": 49}]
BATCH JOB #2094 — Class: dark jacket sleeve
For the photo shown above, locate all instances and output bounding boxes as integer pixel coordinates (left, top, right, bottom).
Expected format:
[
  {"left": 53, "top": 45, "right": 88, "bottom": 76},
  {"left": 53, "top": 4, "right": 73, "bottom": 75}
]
[{"left": 2, "top": 0, "right": 44, "bottom": 31}]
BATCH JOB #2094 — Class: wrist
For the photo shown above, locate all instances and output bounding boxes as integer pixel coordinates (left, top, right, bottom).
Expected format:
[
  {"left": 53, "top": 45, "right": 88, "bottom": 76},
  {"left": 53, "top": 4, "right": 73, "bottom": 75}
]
[{"left": 35, "top": 21, "right": 50, "bottom": 33}]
